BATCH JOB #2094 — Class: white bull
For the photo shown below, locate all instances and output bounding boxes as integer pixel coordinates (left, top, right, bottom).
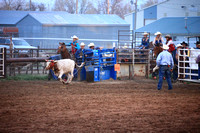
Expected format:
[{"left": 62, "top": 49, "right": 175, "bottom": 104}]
[{"left": 45, "top": 59, "right": 84, "bottom": 84}]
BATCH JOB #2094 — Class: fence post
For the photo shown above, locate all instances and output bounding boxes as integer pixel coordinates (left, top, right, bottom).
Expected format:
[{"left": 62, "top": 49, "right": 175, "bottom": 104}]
[
  {"left": 37, "top": 46, "right": 39, "bottom": 74},
  {"left": 3, "top": 48, "right": 7, "bottom": 78},
  {"left": 147, "top": 49, "right": 150, "bottom": 78},
  {"left": 132, "top": 49, "right": 135, "bottom": 77}
]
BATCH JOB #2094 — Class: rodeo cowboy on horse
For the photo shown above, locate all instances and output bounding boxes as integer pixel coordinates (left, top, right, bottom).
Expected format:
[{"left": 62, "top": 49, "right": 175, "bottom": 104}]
[{"left": 70, "top": 35, "right": 80, "bottom": 58}]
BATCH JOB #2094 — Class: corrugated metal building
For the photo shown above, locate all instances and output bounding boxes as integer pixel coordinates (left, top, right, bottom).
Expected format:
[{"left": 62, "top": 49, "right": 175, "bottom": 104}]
[
  {"left": 0, "top": 11, "right": 130, "bottom": 48},
  {"left": 135, "top": 17, "right": 200, "bottom": 47},
  {"left": 135, "top": 17, "right": 200, "bottom": 35},
  {"left": 125, "top": 0, "right": 200, "bottom": 30}
]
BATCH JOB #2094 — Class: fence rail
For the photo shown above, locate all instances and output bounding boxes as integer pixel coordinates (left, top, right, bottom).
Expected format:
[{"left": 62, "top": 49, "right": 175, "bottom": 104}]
[
  {"left": 3, "top": 47, "right": 151, "bottom": 78},
  {"left": 5, "top": 47, "right": 58, "bottom": 76}
]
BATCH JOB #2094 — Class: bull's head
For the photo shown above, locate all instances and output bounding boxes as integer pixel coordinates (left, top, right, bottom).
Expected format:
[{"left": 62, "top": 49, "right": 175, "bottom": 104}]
[{"left": 45, "top": 60, "right": 57, "bottom": 70}]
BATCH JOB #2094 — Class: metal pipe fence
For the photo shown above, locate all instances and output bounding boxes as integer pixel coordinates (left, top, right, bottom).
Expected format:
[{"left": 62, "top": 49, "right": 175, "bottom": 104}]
[{"left": 178, "top": 48, "right": 200, "bottom": 83}]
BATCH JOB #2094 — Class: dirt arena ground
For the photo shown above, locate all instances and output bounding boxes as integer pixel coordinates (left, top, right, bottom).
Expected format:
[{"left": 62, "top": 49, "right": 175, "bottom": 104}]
[{"left": 0, "top": 78, "right": 200, "bottom": 133}]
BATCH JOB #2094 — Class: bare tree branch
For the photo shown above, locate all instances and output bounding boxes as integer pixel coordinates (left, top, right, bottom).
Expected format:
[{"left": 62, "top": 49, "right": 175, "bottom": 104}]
[{"left": 140, "top": 0, "right": 158, "bottom": 9}]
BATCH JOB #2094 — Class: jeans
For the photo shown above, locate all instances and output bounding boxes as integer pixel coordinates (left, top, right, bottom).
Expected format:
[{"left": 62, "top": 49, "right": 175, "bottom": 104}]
[
  {"left": 173, "top": 66, "right": 178, "bottom": 81},
  {"left": 158, "top": 65, "right": 173, "bottom": 90}
]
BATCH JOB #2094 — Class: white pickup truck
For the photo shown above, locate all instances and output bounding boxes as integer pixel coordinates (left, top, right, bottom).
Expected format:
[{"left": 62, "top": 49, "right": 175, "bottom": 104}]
[{"left": 0, "top": 38, "right": 37, "bottom": 53}]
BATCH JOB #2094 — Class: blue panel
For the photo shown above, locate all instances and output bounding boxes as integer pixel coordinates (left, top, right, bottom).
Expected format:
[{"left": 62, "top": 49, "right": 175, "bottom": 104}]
[
  {"left": 80, "top": 67, "right": 86, "bottom": 81},
  {"left": 144, "top": 5, "right": 157, "bottom": 19},
  {"left": 94, "top": 67, "right": 100, "bottom": 81},
  {"left": 101, "top": 67, "right": 111, "bottom": 80}
]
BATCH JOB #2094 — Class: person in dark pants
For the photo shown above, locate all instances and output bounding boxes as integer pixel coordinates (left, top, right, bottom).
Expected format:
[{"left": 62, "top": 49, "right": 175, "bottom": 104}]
[
  {"left": 75, "top": 42, "right": 86, "bottom": 64},
  {"left": 173, "top": 44, "right": 183, "bottom": 82},
  {"left": 156, "top": 45, "right": 174, "bottom": 90},
  {"left": 196, "top": 54, "right": 200, "bottom": 80}
]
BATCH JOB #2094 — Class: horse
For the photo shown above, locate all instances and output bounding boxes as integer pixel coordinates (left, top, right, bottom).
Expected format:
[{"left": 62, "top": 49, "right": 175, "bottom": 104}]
[
  {"left": 153, "top": 43, "right": 163, "bottom": 58},
  {"left": 149, "top": 42, "right": 163, "bottom": 79},
  {"left": 57, "top": 45, "right": 71, "bottom": 59}
]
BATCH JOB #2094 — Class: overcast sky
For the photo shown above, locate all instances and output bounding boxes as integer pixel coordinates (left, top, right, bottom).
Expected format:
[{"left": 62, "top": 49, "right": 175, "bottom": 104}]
[{"left": 29, "top": 0, "right": 147, "bottom": 11}]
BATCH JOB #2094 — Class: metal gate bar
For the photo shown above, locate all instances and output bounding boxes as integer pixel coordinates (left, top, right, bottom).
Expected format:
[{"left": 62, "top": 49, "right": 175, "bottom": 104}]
[{"left": 0, "top": 47, "right": 6, "bottom": 78}]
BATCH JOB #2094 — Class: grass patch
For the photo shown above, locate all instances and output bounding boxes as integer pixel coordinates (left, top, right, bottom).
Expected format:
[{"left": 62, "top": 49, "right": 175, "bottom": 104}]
[{"left": 1, "top": 75, "right": 48, "bottom": 81}]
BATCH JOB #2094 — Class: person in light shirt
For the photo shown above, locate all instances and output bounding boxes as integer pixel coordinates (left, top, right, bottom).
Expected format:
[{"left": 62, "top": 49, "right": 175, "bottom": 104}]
[{"left": 156, "top": 45, "right": 174, "bottom": 90}]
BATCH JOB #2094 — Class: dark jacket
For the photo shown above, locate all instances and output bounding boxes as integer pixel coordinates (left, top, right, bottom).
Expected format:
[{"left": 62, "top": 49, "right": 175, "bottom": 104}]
[{"left": 75, "top": 48, "right": 85, "bottom": 59}]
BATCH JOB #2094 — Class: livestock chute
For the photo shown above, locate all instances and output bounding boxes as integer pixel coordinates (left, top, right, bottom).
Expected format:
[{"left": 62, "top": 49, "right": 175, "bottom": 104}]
[{"left": 76, "top": 48, "right": 117, "bottom": 82}]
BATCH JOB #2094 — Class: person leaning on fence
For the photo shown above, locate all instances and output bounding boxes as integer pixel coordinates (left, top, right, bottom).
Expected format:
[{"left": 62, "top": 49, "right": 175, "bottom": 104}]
[
  {"left": 181, "top": 41, "right": 189, "bottom": 51},
  {"left": 195, "top": 41, "right": 200, "bottom": 49},
  {"left": 75, "top": 42, "right": 86, "bottom": 64},
  {"left": 181, "top": 41, "right": 190, "bottom": 78},
  {"left": 70, "top": 35, "right": 80, "bottom": 55},
  {"left": 173, "top": 44, "right": 183, "bottom": 82},
  {"left": 156, "top": 45, "right": 174, "bottom": 90},
  {"left": 140, "top": 32, "right": 149, "bottom": 49},
  {"left": 88, "top": 42, "right": 103, "bottom": 50},
  {"left": 196, "top": 54, "right": 200, "bottom": 80}
]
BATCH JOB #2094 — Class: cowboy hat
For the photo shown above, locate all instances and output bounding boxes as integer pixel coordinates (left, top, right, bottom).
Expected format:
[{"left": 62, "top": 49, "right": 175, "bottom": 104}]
[
  {"left": 88, "top": 43, "right": 95, "bottom": 47},
  {"left": 195, "top": 41, "right": 200, "bottom": 45},
  {"left": 165, "top": 34, "right": 171, "bottom": 38},
  {"left": 154, "top": 31, "right": 162, "bottom": 36},
  {"left": 162, "top": 45, "right": 169, "bottom": 50},
  {"left": 80, "top": 42, "right": 85, "bottom": 46},
  {"left": 176, "top": 44, "right": 183, "bottom": 48},
  {"left": 71, "top": 35, "right": 79, "bottom": 40},
  {"left": 181, "top": 41, "right": 188, "bottom": 46},
  {"left": 142, "top": 32, "right": 149, "bottom": 35}
]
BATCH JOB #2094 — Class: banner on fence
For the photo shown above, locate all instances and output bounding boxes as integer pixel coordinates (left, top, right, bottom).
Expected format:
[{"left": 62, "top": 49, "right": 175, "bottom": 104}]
[{"left": 115, "top": 64, "right": 120, "bottom": 71}]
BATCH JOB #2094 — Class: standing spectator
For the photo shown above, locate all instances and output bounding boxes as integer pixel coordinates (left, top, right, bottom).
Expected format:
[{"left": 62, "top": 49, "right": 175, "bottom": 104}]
[
  {"left": 173, "top": 44, "right": 183, "bottom": 81},
  {"left": 165, "top": 34, "right": 176, "bottom": 59},
  {"left": 181, "top": 41, "right": 189, "bottom": 78},
  {"left": 70, "top": 35, "right": 80, "bottom": 55},
  {"left": 88, "top": 43, "right": 102, "bottom": 50},
  {"left": 195, "top": 41, "right": 200, "bottom": 49},
  {"left": 181, "top": 41, "right": 189, "bottom": 51},
  {"left": 196, "top": 54, "right": 200, "bottom": 80},
  {"left": 88, "top": 43, "right": 95, "bottom": 50},
  {"left": 140, "top": 32, "right": 149, "bottom": 49},
  {"left": 75, "top": 42, "right": 86, "bottom": 62},
  {"left": 156, "top": 45, "right": 174, "bottom": 90}
]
